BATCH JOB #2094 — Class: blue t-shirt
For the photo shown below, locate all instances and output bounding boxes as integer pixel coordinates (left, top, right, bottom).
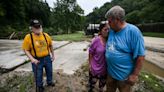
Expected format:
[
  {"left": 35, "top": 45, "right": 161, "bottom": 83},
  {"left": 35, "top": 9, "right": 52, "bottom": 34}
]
[{"left": 105, "top": 23, "right": 145, "bottom": 81}]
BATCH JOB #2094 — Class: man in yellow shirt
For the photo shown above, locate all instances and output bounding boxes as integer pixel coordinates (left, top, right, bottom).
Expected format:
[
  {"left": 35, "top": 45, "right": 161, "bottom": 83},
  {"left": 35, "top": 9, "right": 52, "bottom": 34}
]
[{"left": 22, "top": 19, "right": 55, "bottom": 92}]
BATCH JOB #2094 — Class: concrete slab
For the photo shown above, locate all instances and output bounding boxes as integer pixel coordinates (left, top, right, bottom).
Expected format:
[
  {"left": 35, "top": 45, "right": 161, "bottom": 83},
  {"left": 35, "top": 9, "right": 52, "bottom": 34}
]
[
  {"left": 143, "top": 37, "right": 164, "bottom": 71},
  {"left": 0, "top": 40, "right": 70, "bottom": 73},
  {"left": 145, "top": 50, "right": 164, "bottom": 69},
  {"left": 53, "top": 41, "right": 70, "bottom": 50},
  {"left": 1, "top": 36, "right": 164, "bottom": 75},
  {"left": 144, "top": 37, "right": 164, "bottom": 53},
  {"left": 14, "top": 62, "right": 32, "bottom": 72},
  {"left": 53, "top": 41, "right": 90, "bottom": 74},
  {"left": 15, "top": 41, "right": 90, "bottom": 74}
]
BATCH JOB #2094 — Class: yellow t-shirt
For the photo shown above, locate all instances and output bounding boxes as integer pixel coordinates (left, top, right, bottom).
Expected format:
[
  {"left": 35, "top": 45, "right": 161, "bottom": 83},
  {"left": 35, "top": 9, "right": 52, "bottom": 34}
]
[{"left": 22, "top": 32, "right": 52, "bottom": 58}]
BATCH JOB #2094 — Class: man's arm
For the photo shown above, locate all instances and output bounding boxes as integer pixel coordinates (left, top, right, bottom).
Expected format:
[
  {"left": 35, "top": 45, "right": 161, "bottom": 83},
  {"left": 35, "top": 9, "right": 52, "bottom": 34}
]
[
  {"left": 132, "top": 56, "right": 144, "bottom": 75},
  {"left": 46, "top": 33, "right": 55, "bottom": 62},
  {"left": 127, "top": 56, "right": 144, "bottom": 85},
  {"left": 49, "top": 44, "right": 55, "bottom": 62},
  {"left": 24, "top": 50, "right": 40, "bottom": 65}
]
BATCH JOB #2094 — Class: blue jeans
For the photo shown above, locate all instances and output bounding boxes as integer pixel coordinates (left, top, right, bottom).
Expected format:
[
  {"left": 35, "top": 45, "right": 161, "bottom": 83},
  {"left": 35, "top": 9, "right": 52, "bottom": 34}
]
[{"left": 31, "top": 55, "right": 53, "bottom": 87}]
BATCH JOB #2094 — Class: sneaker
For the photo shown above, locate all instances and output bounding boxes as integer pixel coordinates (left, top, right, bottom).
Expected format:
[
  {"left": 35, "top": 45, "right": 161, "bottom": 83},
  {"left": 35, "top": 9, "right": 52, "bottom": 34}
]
[{"left": 47, "top": 82, "right": 55, "bottom": 87}]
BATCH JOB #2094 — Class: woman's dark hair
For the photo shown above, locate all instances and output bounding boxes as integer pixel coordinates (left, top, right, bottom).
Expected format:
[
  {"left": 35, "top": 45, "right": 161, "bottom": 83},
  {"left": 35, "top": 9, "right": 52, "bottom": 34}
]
[{"left": 99, "top": 23, "right": 106, "bottom": 34}]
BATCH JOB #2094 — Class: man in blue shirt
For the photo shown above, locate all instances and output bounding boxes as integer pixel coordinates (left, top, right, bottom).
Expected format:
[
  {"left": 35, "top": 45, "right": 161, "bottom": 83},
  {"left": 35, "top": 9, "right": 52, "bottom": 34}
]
[{"left": 105, "top": 6, "right": 145, "bottom": 92}]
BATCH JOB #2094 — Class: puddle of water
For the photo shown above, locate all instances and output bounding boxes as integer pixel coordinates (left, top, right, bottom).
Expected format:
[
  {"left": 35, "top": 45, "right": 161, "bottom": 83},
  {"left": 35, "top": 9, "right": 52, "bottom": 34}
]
[{"left": 143, "top": 60, "right": 164, "bottom": 78}]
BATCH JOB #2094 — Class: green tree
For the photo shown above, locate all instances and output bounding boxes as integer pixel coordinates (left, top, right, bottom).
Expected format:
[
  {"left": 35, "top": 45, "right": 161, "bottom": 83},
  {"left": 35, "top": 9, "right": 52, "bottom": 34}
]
[
  {"left": 86, "top": 0, "right": 164, "bottom": 25},
  {"left": 0, "top": 0, "right": 52, "bottom": 37},
  {"left": 126, "top": 10, "right": 141, "bottom": 24},
  {"left": 24, "top": 0, "right": 51, "bottom": 26},
  {"left": 51, "top": 0, "right": 84, "bottom": 34}
]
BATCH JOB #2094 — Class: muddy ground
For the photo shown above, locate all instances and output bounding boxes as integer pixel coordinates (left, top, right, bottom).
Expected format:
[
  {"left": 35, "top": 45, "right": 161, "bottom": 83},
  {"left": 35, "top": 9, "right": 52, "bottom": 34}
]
[{"left": 0, "top": 62, "right": 164, "bottom": 92}]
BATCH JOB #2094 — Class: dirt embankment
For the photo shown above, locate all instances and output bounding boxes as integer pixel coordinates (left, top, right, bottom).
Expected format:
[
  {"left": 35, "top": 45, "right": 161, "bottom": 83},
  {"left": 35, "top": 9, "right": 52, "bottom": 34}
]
[
  {"left": 0, "top": 62, "right": 164, "bottom": 92},
  {"left": 0, "top": 67, "right": 89, "bottom": 92}
]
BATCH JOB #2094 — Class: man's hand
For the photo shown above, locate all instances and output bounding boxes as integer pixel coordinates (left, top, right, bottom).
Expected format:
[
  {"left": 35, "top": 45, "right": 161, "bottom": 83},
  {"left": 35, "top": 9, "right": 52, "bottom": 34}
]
[
  {"left": 24, "top": 50, "right": 40, "bottom": 65},
  {"left": 127, "top": 74, "right": 138, "bottom": 85},
  {"left": 31, "top": 58, "right": 40, "bottom": 65},
  {"left": 51, "top": 55, "right": 55, "bottom": 62},
  {"left": 126, "top": 56, "right": 144, "bottom": 85}
]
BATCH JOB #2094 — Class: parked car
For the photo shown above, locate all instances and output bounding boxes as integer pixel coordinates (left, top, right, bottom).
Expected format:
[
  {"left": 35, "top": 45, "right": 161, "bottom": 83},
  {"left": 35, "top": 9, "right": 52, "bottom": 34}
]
[
  {"left": 85, "top": 24, "right": 100, "bottom": 36},
  {"left": 85, "top": 21, "right": 108, "bottom": 36}
]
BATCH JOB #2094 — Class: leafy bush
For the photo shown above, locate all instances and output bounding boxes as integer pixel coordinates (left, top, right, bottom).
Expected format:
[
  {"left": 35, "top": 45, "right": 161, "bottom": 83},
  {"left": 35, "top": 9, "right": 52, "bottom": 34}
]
[{"left": 0, "top": 26, "right": 17, "bottom": 38}]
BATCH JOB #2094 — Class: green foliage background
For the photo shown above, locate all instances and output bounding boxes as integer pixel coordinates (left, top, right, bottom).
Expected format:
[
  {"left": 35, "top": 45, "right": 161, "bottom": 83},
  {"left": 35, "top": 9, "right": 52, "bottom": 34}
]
[
  {"left": 86, "top": 0, "right": 164, "bottom": 25},
  {"left": 0, "top": 0, "right": 163, "bottom": 38},
  {"left": 0, "top": 0, "right": 85, "bottom": 38}
]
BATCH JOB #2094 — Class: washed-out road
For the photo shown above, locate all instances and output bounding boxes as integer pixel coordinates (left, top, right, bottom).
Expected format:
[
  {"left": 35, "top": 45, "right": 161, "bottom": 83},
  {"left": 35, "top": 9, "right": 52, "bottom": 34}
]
[{"left": 0, "top": 36, "right": 164, "bottom": 76}]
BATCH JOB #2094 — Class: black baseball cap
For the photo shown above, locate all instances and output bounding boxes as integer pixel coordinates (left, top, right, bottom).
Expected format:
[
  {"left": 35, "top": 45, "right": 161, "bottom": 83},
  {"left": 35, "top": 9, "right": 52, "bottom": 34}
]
[{"left": 30, "top": 19, "right": 41, "bottom": 28}]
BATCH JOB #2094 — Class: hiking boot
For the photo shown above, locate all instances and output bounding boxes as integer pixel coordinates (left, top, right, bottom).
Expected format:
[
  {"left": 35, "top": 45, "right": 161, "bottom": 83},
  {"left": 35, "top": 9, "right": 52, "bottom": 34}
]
[
  {"left": 47, "top": 82, "right": 55, "bottom": 87},
  {"left": 38, "top": 87, "right": 44, "bottom": 92}
]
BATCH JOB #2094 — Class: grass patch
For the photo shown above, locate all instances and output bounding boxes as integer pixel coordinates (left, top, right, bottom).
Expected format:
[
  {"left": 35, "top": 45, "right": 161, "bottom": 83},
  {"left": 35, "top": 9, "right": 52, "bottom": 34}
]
[
  {"left": 78, "top": 62, "right": 164, "bottom": 92},
  {"left": 51, "top": 31, "right": 91, "bottom": 41},
  {"left": 143, "top": 32, "right": 164, "bottom": 38},
  {"left": 138, "top": 71, "right": 164, "bottom": 92},
  {"left": 0, "top": 72, "right": 33, "bottom": 92}
]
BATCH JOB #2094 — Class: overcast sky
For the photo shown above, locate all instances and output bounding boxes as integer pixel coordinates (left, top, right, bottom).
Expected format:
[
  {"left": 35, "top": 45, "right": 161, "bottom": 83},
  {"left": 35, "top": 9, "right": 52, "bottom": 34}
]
[{"left": 46, "top": 0, "right": 111, "bottom": 15}]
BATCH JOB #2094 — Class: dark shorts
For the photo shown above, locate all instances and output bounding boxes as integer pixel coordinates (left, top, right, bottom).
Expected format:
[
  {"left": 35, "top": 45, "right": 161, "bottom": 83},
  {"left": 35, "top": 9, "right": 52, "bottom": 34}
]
[{"left": 106, "top": 75, "right": 132, "bottom": 92}]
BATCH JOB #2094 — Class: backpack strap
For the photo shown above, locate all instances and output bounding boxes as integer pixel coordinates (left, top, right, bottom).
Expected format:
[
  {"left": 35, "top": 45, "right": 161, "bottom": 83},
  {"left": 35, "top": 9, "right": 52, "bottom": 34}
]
[
  {"left": 42, "top": 32, "right": 50, "bottom": 54},
  {"left": 30, "top": 33, "right": 37, "bottom": 58}
]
